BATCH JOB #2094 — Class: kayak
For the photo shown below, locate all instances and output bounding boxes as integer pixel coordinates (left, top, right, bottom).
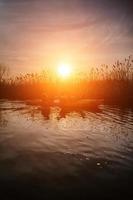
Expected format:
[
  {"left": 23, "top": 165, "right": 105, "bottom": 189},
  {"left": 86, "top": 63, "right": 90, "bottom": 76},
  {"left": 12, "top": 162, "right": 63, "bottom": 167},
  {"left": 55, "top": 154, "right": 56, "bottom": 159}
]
[{"left": 42, "top": 99, "right": 103, "bottom": 109}]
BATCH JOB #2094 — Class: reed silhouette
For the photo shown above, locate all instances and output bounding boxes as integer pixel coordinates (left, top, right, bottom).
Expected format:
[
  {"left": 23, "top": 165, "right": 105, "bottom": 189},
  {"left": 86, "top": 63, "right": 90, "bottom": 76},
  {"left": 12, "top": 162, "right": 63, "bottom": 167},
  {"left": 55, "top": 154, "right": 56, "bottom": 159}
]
[{"left": 0, "top": 56, "right": 133, "bottom": 105}]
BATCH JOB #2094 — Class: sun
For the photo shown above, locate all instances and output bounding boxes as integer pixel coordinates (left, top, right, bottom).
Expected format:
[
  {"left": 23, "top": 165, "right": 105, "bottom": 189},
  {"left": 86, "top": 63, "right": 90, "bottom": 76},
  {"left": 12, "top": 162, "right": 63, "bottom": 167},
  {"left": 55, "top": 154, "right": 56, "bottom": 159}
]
[{"left": 58, "top": 63, "right": 71, "bottom": 78}]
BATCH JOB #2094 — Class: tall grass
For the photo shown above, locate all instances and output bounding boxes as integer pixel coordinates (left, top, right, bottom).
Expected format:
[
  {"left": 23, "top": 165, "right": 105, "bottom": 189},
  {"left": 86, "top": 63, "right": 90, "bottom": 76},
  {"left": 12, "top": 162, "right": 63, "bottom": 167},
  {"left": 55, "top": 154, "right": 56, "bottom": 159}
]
[{"left": 0, "top": 56, "right": 133, "bottom": 103}]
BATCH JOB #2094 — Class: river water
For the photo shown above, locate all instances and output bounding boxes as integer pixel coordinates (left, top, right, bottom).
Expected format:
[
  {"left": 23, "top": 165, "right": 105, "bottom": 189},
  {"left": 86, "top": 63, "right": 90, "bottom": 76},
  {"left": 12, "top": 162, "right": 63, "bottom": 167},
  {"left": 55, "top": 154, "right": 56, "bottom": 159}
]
[{"left": 0, "top": 100, "right": 133, "bottom": 199}]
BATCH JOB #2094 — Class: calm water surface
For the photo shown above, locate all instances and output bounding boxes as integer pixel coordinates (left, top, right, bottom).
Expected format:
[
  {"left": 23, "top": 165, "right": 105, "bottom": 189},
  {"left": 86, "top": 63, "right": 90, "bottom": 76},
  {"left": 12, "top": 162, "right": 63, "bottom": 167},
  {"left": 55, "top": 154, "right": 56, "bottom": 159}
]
[{"left": 0, "top": 100, "right": 133, "bottom": 199}]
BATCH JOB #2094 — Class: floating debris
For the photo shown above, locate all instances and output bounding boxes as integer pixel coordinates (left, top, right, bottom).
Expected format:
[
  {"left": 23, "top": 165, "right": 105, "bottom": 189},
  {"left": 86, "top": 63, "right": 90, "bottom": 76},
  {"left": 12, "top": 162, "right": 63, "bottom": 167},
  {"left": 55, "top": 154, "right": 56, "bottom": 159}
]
[{"left": 97, "top": 162, "right": 101, "bottom": 166}]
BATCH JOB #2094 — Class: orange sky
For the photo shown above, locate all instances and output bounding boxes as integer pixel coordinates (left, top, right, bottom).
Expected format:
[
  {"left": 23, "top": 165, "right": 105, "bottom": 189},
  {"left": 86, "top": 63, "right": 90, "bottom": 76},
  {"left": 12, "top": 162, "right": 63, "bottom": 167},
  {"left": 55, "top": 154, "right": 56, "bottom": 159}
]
[{"left": 0, "top": 0, "right": 132, "bottom": 74}]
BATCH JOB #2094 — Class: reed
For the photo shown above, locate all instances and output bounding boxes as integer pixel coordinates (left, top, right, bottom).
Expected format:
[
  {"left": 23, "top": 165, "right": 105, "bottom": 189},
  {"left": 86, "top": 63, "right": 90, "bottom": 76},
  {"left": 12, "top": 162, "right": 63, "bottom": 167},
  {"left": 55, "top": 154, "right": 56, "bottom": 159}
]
[{"left": 0, "top": 56, "right": 133, "bottom": 104}]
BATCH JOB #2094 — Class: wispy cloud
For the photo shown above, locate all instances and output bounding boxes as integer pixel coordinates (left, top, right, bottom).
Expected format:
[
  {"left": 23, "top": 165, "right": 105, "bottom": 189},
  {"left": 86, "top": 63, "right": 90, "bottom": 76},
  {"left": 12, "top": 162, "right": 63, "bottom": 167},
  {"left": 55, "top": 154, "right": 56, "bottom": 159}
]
[{"left": 0, "top": 0, "right": 132, "bottom": 71}]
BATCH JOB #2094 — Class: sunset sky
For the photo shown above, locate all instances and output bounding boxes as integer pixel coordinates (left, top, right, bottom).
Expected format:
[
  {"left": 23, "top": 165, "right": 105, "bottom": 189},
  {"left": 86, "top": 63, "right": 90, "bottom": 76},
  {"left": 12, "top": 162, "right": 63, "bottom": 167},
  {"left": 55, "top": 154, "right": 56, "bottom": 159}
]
[{"left": 0, "top": 0, "right": 132, "bottom": 73}]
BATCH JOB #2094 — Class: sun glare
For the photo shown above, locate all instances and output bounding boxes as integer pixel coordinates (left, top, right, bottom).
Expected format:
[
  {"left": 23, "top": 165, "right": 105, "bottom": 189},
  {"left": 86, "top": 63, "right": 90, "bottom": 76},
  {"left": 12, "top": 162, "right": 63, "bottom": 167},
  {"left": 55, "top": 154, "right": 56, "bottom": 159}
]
[{"left": 58, "top": 63, "right": 71, "bottom": 78}]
